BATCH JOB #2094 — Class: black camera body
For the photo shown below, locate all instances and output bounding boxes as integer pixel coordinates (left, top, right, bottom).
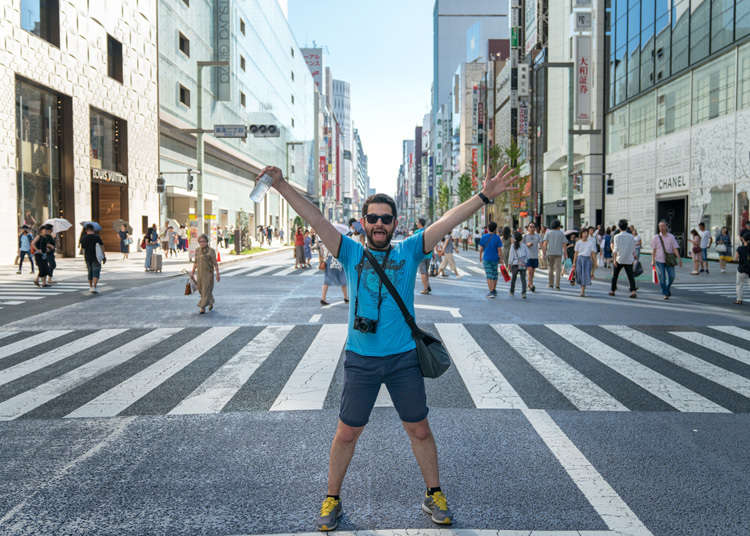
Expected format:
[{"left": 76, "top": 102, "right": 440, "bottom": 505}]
[{"left": 353, "top": 316, "right": 378, "bottom": 334}]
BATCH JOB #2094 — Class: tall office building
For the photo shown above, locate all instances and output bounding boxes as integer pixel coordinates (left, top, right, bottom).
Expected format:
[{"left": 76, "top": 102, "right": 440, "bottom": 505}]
[{"left": 331, "top": 79, "right": 353, "bottom": 219}]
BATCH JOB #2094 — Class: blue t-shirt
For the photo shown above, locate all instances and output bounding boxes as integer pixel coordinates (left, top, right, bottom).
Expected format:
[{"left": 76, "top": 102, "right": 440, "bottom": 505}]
[
  {"left": 479, "top": 233, "right": 503, "bottom": 262},
  {"left": 414, "top": 228, "right": 431, "bottom": 259},
  {"left": 337, "top": 233, "right": 425, "bottom": 356},
  {"left": 19, "top": 233, "right": 32, "bottom": 252}
]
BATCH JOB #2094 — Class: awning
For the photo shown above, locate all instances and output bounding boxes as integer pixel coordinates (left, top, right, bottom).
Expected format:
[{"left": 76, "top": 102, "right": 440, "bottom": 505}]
[{"left": 166, "top": 185, "right": 218, "bottom": 201}]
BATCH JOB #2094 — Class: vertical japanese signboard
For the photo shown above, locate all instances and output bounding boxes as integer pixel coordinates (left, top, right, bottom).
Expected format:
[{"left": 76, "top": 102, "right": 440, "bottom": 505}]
[
  {"left": 301, "top": 48, "right": 323, "bottom": 89},
  {"left": 471, "top": 148, "right": 478, "bottom": 188},
  {"left": 574, "top": 35, "right": 592, "bottom": 125},
  {"left": 414, "top": 126, "right": 422, "bottom": 198},
  {"left": 471, "top": 86, "right": 479, "bottom": 144},
  {"left": 215, "top": 0, "right": 232, "bottom": 101}
]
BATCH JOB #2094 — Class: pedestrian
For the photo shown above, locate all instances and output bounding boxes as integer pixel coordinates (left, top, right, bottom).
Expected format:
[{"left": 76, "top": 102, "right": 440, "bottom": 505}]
[
  {"left": 573, "top": 228, "right": 596, "bottom": 297},
  {"left": 538, "top": 224, "right": 548, "bottom": 269},
  {"left": 31, "top": 225, "right": 54, "bottom": 288},
  {"left": 17, "top": 225, "right": 35, "bottom": 274},
  {"left": 279, "top": 228, "right": 284, "bottom": 243},
  {"left": 255, "top": 162, "right": 517, "bottom": 531},
  {"left": 507, "top": 231, "right": 529, "bottom": 298},
  {"left": 563, "top": 232, "right": 577, "bottom": 280},
  {"left": 294, "top": 227, "right": 305, "bottom": 269},
  {"left": 415, "top": 217, "right": 432, "bottom": 295},
  {"left": 594, "top": 226, "right": 603, "bottom": 274},
  {"left": 179, "top": 225, "right": 188, "bottom": 251},
  {"left": 267, "top": 226, "right": 273, "bottom": 245},
  {"left": 473, "top": 228, "right": 481, "bottom": 250},
  {"left": 716, "top": 226, "right": 732, "bottom": 273},
  {"left": 609, "top": 219, "right": 638, "bottom": 298},
  {"left": 460, "top": 226, "right": 470, "bottom": 251},
  {"left": 191, "top": 233, "right": 220, "bottom": 314},
  {"left": 118, "top": 224, "right": 130, "bottom": 260},
  {"left": 690, "top": 229, "right": 702, "bottom": 274},
  {"left": 479, "top": 221, "right": 503, "bottom": 298},
  {"left": 451, "top": 226, "right": 461, "bottom": 252},
  {"left": 698, "top": 222, "right": 712, "bottom": 273},
  {"left": 216, "top": 227, "right": 223, "bottom": 251},
  {"left": 651, "top": 220, "right": 682, "bottom": 300},
  {"left": 501, "top": 226, "right": 512, "bottom": 268},
  {"left": 602, "top": 227, "right": 613, "bottom": 268},
  {"left": 319, "top": 241, "right": 349, "bottom": 306},
  {"left": 304, "top": 230, "right": 313, "bottom": 268},
  {"left": 168, "top": 226, "right": 178, "bottom": 257},
  {"left": 79, "top": 223, "right": 105, "bottom": 294},
  {"left": 145, "top": 223, "right": 159, "bottom": 271},
  {"left": 160, "top": 226, "right": 169, "bottom": 254},
  {"left": 542, "top": 219, "right": 566, "bottom": 290},
  {"left": 523, "top": 222, "right": 541, "bottom": 292},
  {"left": 630, "top": 225, "right": 642, "bottom": 258},
  {"left": 436, "top": 234, "right": 461, "bottom": 278},
  {"left": 42, "top": 224, "right": 57, "bottom": 284},
  {"left": 734, "top": 232, "right": 749, "bottom": 305}
]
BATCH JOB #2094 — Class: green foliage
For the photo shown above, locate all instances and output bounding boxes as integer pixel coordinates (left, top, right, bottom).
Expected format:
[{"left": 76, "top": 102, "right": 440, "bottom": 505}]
[
  {"left": 292, "top": 215, "right": 304, "bottom": 230},
  {"left": 492, "top": 141, "right": 530, "bottom": 219},
  {"left": 457, "top": 173, "right": 474, "bottom": 204},
  {"left": 235, "top": 209, "right": 251, "bottom": 250},
  {"left": 437, "top": 181, "right": 451, "bottom": 215}
]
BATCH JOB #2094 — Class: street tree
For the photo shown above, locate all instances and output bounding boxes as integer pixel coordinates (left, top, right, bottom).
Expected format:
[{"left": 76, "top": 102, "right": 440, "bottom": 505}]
[
  {"left": 437, "top": 180, "right": 451, "bottom": 215},
  {"left": 457, "top": 173, "right": 474, "bottom": 204}
]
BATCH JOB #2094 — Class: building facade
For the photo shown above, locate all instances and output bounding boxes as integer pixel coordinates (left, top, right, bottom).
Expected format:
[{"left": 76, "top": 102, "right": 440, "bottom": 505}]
[
  {"left": 604, "top": 0, "right": 750, "bottom": 257},
  {"left": 2, "top": 0, "right": 159, "bottom": 260},
  {"left": 331, "top": 78, "right": 354, "bottom": 219},
  {"left": 158, "top": 0, "right": 316, "bottom": 241}
]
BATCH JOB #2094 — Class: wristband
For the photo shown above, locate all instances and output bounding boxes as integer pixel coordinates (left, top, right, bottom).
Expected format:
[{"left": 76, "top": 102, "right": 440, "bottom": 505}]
[{"left": 478, "top": 192, "right": 494, "bottom": 204}]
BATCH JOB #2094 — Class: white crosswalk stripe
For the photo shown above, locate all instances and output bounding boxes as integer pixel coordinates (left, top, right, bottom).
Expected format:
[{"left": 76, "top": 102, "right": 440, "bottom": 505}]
[
  {"left": 547, "top": 325, "right": 729, "bottom": 413},
  {"left": 0, "top": 280, "right": 108, "bottom": 306},
  {"left": 171, "top": 325, "right": 293, "bottom": 415},
  {"left": 66, "top": 327, "right": 238, "bottom": 418},
  {"left": 0, "top": 324, "right": 748, "bottom": 421},
  {"left": 244, "top": 265, "right": 281, "bottom": 277}
]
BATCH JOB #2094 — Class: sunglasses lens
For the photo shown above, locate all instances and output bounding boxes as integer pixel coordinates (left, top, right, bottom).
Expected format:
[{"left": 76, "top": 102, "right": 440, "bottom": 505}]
[
  {"left": 381, "top": 214, "right": 393, "bottom": 225},
  {"left": 366, "top": 214, "right": 394, "bottom": 225}
]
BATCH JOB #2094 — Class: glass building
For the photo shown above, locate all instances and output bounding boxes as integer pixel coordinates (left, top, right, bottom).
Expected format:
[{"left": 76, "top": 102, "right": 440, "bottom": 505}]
[{"left": 605, "top": 0, "right": 750, "bottom": 257}]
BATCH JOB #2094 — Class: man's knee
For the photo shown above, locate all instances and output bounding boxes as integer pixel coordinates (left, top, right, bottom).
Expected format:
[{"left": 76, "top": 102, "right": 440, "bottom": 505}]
[
  {"left": 335, "top": 421, "right": 364, "bottom": 445},
  {"left": 403, "top": 419, "right": 432, "bottom": 442}
]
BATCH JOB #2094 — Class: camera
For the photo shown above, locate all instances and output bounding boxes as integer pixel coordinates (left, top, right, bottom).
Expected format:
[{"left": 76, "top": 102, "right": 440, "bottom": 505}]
[{"left": 353, "top": 316, "right": 378, "bottom": 334}]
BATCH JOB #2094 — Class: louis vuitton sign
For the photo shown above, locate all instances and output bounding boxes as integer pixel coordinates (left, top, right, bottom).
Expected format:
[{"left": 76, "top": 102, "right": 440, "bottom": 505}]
[{"left": 91, "top": 168, "right": 127, "bottom": 185}]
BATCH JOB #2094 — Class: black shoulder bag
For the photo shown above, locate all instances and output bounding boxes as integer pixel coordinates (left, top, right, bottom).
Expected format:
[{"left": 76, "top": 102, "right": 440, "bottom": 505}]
[{"left": 362, "top": 249, "right": 451, "bottom": 378}]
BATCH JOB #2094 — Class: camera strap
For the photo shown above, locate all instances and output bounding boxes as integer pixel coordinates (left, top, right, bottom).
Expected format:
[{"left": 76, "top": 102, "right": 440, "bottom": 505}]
[
  {"left": 362, "top": 248, "right": 420, "bottom": 338},
  {"left": 354, "top": 247, "right": 392, "bottom": 324}
]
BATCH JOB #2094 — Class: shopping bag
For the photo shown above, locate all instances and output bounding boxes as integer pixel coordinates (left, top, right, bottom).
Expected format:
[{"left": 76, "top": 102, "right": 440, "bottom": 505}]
[
  {"left": 633, "top": 260, "right": 644, "bottom": 277},
  {"left": 568, "top": 269, "right": 576, "bottom": 282},
  {"left": 184, "top": 282, "right": 192, "bottom": 295},
  {"left": 652, "top": 265, "right": 659, "bottom": 284},
  {"left": 500, "top": 264, "right": 511, "bottom": 282}
]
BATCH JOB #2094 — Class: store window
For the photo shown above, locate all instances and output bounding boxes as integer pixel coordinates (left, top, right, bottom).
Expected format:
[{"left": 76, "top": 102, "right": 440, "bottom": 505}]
[
  {"left": 672, "top": 0, "right": 690, "bottom": 73},
  {"left": 690, "top": 0, "right": 710, "bottom": 64},
  {"left": 90, "top": 108, "right": 125, "bottom": 174},
  {"left": 629, "top": 93, "right": 656, "bottom": 145},
  {"left": 739, "top": 43, "right": 750, "bottom": 110},
  {"left": 692, "top": 49, "right": 735, "bottom": 125},
  {"left": 701, "top": 184, "right": 733, "bottom": 257},
  {"left": 607, "top": 107, "right": 629, "bottom": 153},
  {"left": 657, "top": 73, "right": 691, "bottom": 135},
  {"left": 710, "top": 0, "right": 734, "bottom": 53},
  {"left": 15, "top": 78, "right": 63, "bottom": 228},
  {"left": 107, "top": 35, "right": 123, "bottom": 83},
  {"left": 20, "top": 0, "right": 59, "bottom": 47}
]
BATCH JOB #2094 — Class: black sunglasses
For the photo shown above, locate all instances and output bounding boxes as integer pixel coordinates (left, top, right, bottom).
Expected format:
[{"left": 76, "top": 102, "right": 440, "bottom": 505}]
[{"left": 365, "top": 213, "right": 394, "bottom": 225}]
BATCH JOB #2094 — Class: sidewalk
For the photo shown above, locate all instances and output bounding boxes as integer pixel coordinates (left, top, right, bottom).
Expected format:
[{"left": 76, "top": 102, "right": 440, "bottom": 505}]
[{"left": 2, "top": 243, "right": 293, "bottom": 282}]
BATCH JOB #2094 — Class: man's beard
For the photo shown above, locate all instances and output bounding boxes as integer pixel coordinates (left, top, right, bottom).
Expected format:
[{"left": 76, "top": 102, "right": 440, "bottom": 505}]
[{"left": 366, "top": 227, "right": 394, "bottom": 249}]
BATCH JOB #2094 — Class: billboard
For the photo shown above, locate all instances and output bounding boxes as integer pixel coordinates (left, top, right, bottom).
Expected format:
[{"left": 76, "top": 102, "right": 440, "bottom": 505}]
[
  {"left": 301, "top": 48, "right": 323, "bottom": 89},
  {"left": 415, "top": 126, "right": 422, "bottom": 198},
  {"left": 214, "top": 0, "right": 231, "bottom": 101},
  {"left": 525, "top": 0, "right": 538, "bottom": 55},
  {"left": 574, "top": 36, "right": 592, "bottom": 125}
]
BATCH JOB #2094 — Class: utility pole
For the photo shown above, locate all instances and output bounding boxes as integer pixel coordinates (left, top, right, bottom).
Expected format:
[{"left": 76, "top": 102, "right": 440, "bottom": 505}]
[{"left": 196, "top": 60, "right": 229, "bottom": 235}]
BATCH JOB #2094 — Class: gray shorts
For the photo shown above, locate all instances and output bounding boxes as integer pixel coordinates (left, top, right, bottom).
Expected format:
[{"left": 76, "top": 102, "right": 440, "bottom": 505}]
[
  {"left": 418, "top": 258, "right": 430, "bottom": 275},
  {"left": 340, "top": 348, "right": 428, "bottom": 427}
]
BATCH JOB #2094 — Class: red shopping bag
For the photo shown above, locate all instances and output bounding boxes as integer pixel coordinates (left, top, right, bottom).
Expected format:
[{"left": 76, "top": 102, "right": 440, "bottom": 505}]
[
  {"left": 500, "top": 264, "right": 511, "bottom": 282},
  {"left": 652, "top": 265, "right": 659, "bottom": 284},
  {"left": 568, "top": 269, "right": 576, "bottom": 282}
]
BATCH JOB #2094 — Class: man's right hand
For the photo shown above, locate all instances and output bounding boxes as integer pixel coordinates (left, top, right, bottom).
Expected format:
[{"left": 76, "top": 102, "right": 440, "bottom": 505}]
[{"left": 259, "top": 166, "right": 285, "bottom": 189}]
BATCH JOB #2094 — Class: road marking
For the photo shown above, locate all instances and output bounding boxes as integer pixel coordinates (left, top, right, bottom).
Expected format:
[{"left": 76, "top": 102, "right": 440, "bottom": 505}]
[
  {"left": 709, "top": 325, "right": 750, "bottom": 340},
  {"left": 494, "top": 324, "right": 627, "bottom": 411},
  {"left": 308, "top": 314, "right": 322, "bottom": 323},
  {"left": 0, "top": 331, "right": 18, "bottom": 341},
  {"left": 374, "top": 383, "right": 394, "bottom": 407},
  {"left": 0, "top": 329, "right": 180, "bottom": 420},
  {"left": 270, "top": 324, "right": 347, "bottom": 411},
  {"left": 245, "top": 265, "right": 281, "bottom": 277},
  {"left": 0, "top": 329, "right": 126, "bottom": 388},
  {"left": 0, "top": 295, "right": 46, "bottom": 300},
  {"left": 300, "top": 267, "right": 320, "bottom": 276},
  {"left": 170, "top": 325, "right": 294, "bottom": 415},
  {"left": 669, "top": 331, "right": 750, "bottom": 367},
  {"left": 523, "top": 409, "right": 654, "bottom": 536},
  {"left": 436, "top": 323, "right": 527, "bottom": 409},
  {"left": 66, "top": 327, "right": 237, "bottom": 418},
  {"left": 0, "top": 301, "right": 26, "bottom": 305},
  {"left": 414, "top": 303, "right": 462, "bottom": 318},
  {"left": 547, "top": 325, "right": 729, "bottom": 413},
  {"left": 228, "top": 530, "right": 619, "bottom": 536},
  {"left": 0, "top": 330, "right": 73, "bottom": 361},
  {"left": 454, "top": 253, "right": 479, "bottom": 264},
  {"left": 466, "top": 265, "right": 486, "bottom": 275},
  {"left": 604, "top": 326, "right": 750, "bottom": 399},
  {"left": 223, "top": 265, "right": 262, "bottom": 276},
  {"left": 321, "top": 300, "right": 345, "bottom": 309},
  {"left": 272, "top": 265, "right": 298, "bottom": 276}
]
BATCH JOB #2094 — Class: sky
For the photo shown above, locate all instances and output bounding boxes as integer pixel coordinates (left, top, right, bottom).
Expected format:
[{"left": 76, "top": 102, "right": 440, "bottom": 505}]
[{"left": 287, "top": 0, "right": 433, "bottom": 198}]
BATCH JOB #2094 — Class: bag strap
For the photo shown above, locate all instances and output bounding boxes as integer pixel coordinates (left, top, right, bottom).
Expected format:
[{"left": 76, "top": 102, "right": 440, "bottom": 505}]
[
  {"left": 362, "top": 248, "right": 420, "bottom": 338},
  {"left": 657, "top": 233, "right": 671, "bottom": 253}
]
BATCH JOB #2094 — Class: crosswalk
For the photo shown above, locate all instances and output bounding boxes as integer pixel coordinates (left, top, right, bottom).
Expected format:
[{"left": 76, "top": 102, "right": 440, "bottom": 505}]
[
  {"left": 671, "top": 281, "right": 747, "bottom": 299},
  {"left": 1, "top": 323, "right": 749, "bottom": 421},
  {"left": 221, "top": 263, "right": 322, "bottom": 278},
  {"left": 0, "top": 278, "right": 107, "bottom": 308}
]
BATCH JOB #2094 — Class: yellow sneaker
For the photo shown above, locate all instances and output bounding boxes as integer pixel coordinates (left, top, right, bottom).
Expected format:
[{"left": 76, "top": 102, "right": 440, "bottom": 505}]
[
  {"left": 316, "top": 497, "right": 342, "bottom": 531},
  {"left": 422, "top": 490, "right": 453, "bottom": 525}
]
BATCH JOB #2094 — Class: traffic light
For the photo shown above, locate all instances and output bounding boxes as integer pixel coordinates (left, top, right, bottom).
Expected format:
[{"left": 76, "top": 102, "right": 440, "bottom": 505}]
[
  {"left": 157, "top": 175, "right": 165, "bottom": 193},
  {"left": 187, "top": 170, "right": 194, "bottom": 192},
  {"left": 248, "top": 124, "right": 280, "bottom": 138}
]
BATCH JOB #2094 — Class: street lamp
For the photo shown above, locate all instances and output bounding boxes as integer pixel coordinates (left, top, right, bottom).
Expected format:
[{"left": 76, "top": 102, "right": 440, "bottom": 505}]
[{"left": 195, "top": 60, "right": 229, "bottom": 235}]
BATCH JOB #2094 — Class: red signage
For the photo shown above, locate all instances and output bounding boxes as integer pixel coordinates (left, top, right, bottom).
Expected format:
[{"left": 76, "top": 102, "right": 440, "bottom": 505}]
[
  {"left": 471, "top": 148, "right": 478, "bottom": 188},
  {"left": 320, "top": 156, "right": 327, "bottom": 196}
]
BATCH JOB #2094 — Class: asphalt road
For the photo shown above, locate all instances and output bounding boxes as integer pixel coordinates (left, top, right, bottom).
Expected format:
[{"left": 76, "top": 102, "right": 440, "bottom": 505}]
[{"left": 1, "top": 249, "right": 749, "bottom": 536}]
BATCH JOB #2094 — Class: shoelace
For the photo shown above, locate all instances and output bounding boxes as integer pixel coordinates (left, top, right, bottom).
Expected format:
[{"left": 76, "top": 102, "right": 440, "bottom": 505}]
[
  {"left": 320, "top": 497, "right": 339, "bottom": 516},
  {"left": 430, "top": 491, "right": 448, "bottom": 511}
]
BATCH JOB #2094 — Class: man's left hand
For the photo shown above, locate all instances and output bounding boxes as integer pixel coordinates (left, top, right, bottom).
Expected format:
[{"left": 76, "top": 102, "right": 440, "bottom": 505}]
[{"left": 480, "top": 164, "right": 518, "bottom": 199}]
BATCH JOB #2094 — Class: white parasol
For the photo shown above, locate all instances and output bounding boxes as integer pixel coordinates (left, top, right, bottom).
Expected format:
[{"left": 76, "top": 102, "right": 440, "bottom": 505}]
[{"left": 43, "top": 218, "right": 72, "bottom": 234}]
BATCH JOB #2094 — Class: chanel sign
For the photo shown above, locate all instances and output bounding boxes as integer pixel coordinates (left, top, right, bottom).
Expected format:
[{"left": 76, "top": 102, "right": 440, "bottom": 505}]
[{"left": 657, "top": 174, "right": 688, "bottom": 193}]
